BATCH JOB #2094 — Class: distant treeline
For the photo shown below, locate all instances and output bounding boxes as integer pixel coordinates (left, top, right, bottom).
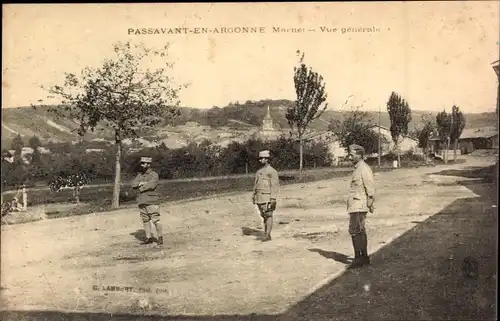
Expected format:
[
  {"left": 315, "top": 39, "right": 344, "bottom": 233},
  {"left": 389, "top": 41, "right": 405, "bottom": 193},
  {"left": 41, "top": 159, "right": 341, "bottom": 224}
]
[{"left": 1, "top": 136, "right": 332, "bottom": 190}]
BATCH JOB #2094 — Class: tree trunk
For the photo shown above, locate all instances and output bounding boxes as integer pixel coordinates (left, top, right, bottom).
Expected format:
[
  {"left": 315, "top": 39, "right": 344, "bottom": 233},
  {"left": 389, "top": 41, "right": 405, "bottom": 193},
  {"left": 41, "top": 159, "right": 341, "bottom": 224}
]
[
  {"left": 112, "top": 133, "right": 122, "bottom": 209},
  {"left": 453, "top": 139, "right": 458, "bottom": 162},
  {"left": 74, "top": 186, "right": 80, "bottom": 205},
  {"left": 22, "top": 186, "right": 27, "bottom": 211},
  {"left": 396, "top": 142, "right": 401, "bottom": 168},
  {"left": 445, "top": 138, "right": 450, "bottom": 164},
  {"left": 299, "top": 137, "right": 303, "bottom": 179}
]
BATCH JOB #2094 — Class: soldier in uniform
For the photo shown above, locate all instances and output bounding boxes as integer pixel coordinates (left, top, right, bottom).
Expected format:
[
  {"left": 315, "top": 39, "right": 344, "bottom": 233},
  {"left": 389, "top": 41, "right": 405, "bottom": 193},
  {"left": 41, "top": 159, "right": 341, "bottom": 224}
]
[
  {"left": 252, "top": 150, "right": 280, "bottom": 242},
  {"left": 346, "top": 144, "right": 375, "bottom": 268},
  {"left": 131, "top": 157, "right": 163, "bottom": 245}
]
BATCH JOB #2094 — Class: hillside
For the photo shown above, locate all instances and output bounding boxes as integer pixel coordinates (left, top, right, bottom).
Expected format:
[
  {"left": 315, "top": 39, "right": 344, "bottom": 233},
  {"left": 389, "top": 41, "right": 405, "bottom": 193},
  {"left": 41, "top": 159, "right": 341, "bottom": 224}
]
[{"left": 1, "top": 100, "right": 497, "bottom": 149}]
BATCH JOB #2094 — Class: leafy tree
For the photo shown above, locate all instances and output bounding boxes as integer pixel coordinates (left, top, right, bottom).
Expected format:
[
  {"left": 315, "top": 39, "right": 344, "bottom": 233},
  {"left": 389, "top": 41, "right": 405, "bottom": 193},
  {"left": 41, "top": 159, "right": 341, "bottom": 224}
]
[
  {"left": 218, "top": 141, "right": 252, "bottom": 175},
  {"left": 415, "top": 113, "right": 436, "bottom": 160},
  {"left": 303, "top": 139, "right": 332, "bottom": 168},
  {"left": 48, "top": 172, "right": 89, "bottom": 204},
  {"left": 1, "top": 157, "right": 14, "bottom": 191},
  {"left": 269, "top": 136, "right": 299, "bottom": 170},
  {"left": 207, "top": 107, "right": 228, "bottom": 127},
  {"left": 435, "top": 110, "right": 452, "bottom": 163},
  {"left": 11, "top": 134, "right": 24, "bottom": 156},
  {"left": 46, "top": 142, "right": 73, "bottom": 155},
  {"left": 39, "top": 41, "right": 186, "bottom": 208},
  {"left": 450, "top": 105, "right": 466, "bottom": 162},
  {"left": 1, "top": 156, "right": 28, "bottom": 190},
  {"left": 286, "top": 50, "right": 328, "bottom": 178},
  {"left": 386, "top": 92, "right": 412, "bottom": 166},
  {"left": 329, "top": 105, "right": 387, "bottom": 156},
  {"left": 28, "top": 135, "right": 42, "bottom": 149},
  {"left": 28, "top": 135, "right": 42, "bottom": 165}
]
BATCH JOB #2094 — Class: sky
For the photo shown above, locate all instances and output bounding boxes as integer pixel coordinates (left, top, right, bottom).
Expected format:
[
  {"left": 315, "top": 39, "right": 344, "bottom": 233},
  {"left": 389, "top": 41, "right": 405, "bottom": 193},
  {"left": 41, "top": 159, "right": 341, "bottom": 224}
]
[{"left": 2, "top": 2, "right": 499, "bottom": 114}]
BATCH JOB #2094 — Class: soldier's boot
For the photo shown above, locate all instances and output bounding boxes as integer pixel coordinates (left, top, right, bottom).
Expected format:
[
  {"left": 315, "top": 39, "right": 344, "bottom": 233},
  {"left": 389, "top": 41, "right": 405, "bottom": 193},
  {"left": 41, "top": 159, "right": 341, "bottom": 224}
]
[
  {"left": 262, "top": 217, "right": 273, "bottom": 242},
  {"left": 154, "top": 222, "right": 163, "bottom": 245},
  {"left": 348, "top": 235, "right": 364, "bottom": 269},
  {"left": 142, "top": 238, "right": 155, "bottom": 245},
  {"left": 142, "top": 222, "right": 154, "bottom": 244},
  {"left": 360, "top": 233, "right": 370, "bottom": 265}
]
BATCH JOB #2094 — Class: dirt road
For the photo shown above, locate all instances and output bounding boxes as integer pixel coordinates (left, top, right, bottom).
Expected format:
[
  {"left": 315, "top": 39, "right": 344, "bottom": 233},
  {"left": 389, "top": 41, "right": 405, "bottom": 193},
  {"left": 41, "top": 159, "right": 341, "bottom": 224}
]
[{"left": 0, "top": 156, "right": 496, "bottom": 319}]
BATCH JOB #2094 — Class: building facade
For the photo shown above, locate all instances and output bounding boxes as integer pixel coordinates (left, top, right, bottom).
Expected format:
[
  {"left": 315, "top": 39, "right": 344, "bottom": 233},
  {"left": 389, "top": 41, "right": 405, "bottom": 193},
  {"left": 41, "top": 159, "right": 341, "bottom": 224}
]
[
  {"left": 370, "top": 125, "right": 420, "bottom": 154},
  {"left": 458, "top": 127, "right": 498, "bottom": 154}
]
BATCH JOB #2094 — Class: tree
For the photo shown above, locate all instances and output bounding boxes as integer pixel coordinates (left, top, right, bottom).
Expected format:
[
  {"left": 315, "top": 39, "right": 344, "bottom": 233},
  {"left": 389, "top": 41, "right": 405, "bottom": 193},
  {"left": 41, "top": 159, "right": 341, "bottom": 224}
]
[
  {"left": 435, "top": 110, "right": 452, "bottom": 163},
  {"left": 48, "top": 172, "right": 89, "bottom": 205},
  {"left": 28, "top": 135, "right": 41, "bottom": 150},
  {"left": 11, "top": 134, "right": 24, "bottom": 156},
  {"left": 39, "top": 41, "right": 185, "bottom": 208},
  {"left": 286, "top": 50, "right": 328, "bottom": 178},
  {"left": 46, "top": 142, "right": 73, "bottom": 155},
  {"left": 28, "top": 135, "right": 42, "bottom": 165},
  {"left": 269, "top": 136, "right": 299, "bottom": 170},
  {"left": 415, "top": 113, "right": 436, "bottom": 160},
  {"left": 1, "top": 156, "right": 28, "bottom": 190},
  {"left": 450, "top": 105, "right": 466, "bottom": 162},
  {"left": 386, "top": 92, "right": 412, "bottom": 166},
  {"left": 329, "top": 104, "right": 387, "bottom": 156}
]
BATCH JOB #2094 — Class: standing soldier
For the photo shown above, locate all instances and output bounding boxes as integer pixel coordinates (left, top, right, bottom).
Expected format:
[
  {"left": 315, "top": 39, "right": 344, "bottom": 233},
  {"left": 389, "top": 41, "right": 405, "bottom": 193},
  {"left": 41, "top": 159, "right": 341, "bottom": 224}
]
[
  {"left": 131, "top": 157, "right": 163, "bottom": 245},
  {"left": 252, "top": 150, "right": 280, "bottom": 242},
  {"left": 346, "top": 144, "right": 375, "bottom": 268}
]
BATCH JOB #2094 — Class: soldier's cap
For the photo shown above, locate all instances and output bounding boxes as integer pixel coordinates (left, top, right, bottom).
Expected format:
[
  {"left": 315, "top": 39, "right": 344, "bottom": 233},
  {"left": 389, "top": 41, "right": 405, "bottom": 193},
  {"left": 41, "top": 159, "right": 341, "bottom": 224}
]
[
  {"left": 140, "top": 157, "right": 153, "bottom": 163},
  {"left": 258, "top": 150, "right": 271, "bottom": 158},
  {"left": 349, "top": 144, "right": 365, "bottom": 154}
]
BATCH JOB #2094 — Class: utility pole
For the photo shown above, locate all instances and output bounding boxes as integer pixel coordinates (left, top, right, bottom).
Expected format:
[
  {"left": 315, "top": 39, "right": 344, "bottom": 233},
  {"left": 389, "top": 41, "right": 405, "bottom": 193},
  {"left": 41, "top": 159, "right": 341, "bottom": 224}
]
[{"left": 378, "top": 105, "right": 381, "bottom": 167}]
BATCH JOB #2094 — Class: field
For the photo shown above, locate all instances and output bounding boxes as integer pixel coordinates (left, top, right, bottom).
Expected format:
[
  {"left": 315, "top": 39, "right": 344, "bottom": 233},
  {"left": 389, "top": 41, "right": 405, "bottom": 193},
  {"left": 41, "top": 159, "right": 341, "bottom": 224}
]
[{"left": 1, "top": 154, "right": 497, "bottom": 320}]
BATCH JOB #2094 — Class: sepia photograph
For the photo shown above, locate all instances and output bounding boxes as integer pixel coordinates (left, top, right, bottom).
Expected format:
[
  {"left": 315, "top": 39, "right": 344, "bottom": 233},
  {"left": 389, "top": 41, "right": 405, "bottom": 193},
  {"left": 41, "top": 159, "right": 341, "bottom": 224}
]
[{"left": 1, "top": 2, "right": 499, "bottom": 320}]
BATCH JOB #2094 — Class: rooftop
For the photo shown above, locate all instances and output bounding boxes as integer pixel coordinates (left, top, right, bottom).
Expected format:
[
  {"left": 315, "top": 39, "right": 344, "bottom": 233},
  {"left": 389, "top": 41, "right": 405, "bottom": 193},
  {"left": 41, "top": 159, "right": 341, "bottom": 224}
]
[
  {"left": 429, "top": 126, "right": 498, "bottom": 141},
  {"left": 459, "top": 126, "right": 498, "bottom": 139}
]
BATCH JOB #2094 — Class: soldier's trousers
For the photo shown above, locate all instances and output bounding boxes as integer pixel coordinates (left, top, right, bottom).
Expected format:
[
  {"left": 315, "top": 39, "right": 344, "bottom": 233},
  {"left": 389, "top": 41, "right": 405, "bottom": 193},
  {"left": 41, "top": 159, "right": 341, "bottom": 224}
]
[
  {"left": 257, "top": 203, "right": 274, "bottom": 218},
  {"left": 139, "top": 204, "right": 160, "bottom": 224},
  {"left": 348, "top": 211, "right": 367, "bottom": 236}
]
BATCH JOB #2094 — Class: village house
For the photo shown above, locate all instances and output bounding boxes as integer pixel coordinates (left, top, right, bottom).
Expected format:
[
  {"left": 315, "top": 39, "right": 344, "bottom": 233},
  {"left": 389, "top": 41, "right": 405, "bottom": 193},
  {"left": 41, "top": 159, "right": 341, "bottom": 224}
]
[
  {"left": 6, "top": 147, "right": 51, "bottom": 164},
  {"left": 369, "top": 125, "right": 420, "bottom": 154},
  {"left": 428, "top": 126, "right": 498, "bottom": 156},
  {"left": 302, "top": 124, "right": 420, "bottom": 167},
  {"left": 458, "top": 126, "right": 498, "bottom": 154}
]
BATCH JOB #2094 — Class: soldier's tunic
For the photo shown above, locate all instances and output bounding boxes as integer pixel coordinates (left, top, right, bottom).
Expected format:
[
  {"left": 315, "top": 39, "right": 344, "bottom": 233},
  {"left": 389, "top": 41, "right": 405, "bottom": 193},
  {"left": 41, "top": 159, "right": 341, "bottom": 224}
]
[
  {"left": 347, "top": 159, "right": 375, "bottom": 236},
  {"left": 131, "top": 168, "right": 160, "bottom": 223},
  {"left": 253, "top": 164, "right": 279, "bottom": 218}
]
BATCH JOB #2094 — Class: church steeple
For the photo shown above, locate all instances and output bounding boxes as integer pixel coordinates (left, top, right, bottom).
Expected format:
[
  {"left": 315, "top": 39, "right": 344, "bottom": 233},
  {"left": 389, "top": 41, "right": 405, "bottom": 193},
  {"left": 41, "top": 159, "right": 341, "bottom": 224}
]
[
  {"left": 264, "top": 105, "right": 272, "bottom": 119},
  {"left": 262, "top": 105, "right": 274, "bottom": 130},
  {"left": 253, "top": 105, "right": 281, "bottom": 141}
]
